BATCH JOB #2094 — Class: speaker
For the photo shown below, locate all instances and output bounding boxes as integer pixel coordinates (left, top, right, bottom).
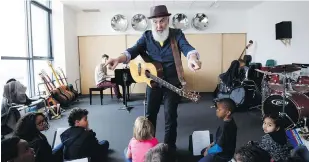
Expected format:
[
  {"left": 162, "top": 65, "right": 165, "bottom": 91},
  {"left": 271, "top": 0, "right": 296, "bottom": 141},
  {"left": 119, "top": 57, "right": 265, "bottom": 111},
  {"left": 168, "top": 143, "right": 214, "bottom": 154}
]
[{"left": 276, "top": 21, "right": 292, "bottom": 40}]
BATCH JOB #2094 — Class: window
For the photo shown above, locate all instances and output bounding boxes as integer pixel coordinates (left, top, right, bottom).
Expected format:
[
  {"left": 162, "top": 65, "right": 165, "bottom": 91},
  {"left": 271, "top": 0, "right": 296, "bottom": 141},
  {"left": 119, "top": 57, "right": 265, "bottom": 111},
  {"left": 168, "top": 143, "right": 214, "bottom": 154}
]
[
  {"left": 31, "top": 4, "right": 50, "bottom": 57},
  {"left": 33, "top": 60, "right": 53, "bottom": 95},
  {"left": 0, "top": 0, "right": 53, "bottom": 98},
  {"left": 0, "top": 1, "right": 28, "bottom": 57},
  {"left": 0, "top": 60, "right": 30, "bottom": 101},
  {"left": 34, "top": 0, "right": 50, "bottom": 8}
]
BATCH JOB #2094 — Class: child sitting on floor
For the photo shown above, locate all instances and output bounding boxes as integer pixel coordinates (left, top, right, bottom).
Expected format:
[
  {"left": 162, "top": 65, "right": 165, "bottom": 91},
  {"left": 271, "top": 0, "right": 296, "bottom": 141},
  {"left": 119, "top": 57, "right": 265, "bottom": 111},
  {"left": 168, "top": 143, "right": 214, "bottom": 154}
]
[
  {"left": 125, "top": 116, "right": 158, "bottom": 162},
  {"left": 60, "top": 108, "right": 109, "bottom": 162},
  {"left": 199, "top": 98, "right": 238, "bottom": 162},
  {"left": 234, "top": 144, "right": 271, "bottom": 162},
  {"left": 249, "top": 113, "right": 292, "bottom": 162}
]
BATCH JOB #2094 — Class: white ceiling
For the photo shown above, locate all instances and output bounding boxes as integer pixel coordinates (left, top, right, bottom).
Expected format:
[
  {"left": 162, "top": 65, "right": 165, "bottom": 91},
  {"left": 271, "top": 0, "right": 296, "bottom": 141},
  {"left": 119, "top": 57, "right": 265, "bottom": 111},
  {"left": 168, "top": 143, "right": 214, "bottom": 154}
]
[{"left": 61, "top": 0, "right": 263, "bottom": 12}]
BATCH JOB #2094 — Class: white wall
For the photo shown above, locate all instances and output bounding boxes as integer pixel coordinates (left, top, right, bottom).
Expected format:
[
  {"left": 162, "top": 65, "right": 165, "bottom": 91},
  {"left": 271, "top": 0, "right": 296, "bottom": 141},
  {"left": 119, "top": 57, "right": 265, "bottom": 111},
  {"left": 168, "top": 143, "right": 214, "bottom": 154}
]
[
  {"left": 77, "top": 9, "right": 248, "bottom": 36},
  {"left": 63, "top": 6, "right": 80, "bottom": 89},
  {"left": 52, "top": 1, "right": 80, "bottom": 89},
  {"left": 247, "top": 1, "right": 309, "bottom": 65},
  {"left": 52, "top": 0, "right": 66, "bottom": 75}
]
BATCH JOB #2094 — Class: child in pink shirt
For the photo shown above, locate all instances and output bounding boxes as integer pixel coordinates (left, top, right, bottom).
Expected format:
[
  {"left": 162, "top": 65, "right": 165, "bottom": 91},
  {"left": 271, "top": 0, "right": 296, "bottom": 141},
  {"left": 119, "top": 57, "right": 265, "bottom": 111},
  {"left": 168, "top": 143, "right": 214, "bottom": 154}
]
[{"left": 125, "top": 116, "right": 159, "bottom": 162}]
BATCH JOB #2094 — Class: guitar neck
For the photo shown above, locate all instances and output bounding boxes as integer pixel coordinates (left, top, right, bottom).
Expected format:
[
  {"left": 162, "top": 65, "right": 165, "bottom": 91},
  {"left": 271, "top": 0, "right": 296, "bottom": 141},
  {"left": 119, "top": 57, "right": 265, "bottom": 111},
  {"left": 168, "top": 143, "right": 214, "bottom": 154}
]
[
  {"left": 48, "top": 64, "right": 62, "bottom": 87},
  {"left": 147, "top": 73, "right": 181, "bottom": 95},
  {"left": 59, "top": 68, "right": 69, "bottom": 85},
  {"left": 39, "top": 74, "right": 52, "bottom": 95}
]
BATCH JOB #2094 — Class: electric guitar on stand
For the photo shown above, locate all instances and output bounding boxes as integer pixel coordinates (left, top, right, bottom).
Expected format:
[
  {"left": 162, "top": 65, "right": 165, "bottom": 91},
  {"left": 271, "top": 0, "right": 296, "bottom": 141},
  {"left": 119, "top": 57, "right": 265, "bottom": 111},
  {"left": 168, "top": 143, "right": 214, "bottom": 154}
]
[{"left": 129, "top": 59, "right": 200, "bottom": 103}]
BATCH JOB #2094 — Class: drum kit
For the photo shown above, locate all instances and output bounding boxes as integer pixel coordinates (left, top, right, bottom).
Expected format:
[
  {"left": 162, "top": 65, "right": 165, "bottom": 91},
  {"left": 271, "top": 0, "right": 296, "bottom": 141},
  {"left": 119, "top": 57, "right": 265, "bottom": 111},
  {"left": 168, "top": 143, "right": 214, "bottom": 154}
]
[{"left": 256, "top": 64, "right": 309, "bottom": 129}]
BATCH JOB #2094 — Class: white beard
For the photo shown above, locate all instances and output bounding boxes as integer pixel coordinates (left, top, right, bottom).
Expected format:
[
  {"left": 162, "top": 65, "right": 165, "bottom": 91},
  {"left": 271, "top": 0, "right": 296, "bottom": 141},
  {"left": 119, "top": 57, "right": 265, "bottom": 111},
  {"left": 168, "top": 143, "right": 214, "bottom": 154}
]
[{"left": 151, "top": 27, "right": 169, "bottom": 42}]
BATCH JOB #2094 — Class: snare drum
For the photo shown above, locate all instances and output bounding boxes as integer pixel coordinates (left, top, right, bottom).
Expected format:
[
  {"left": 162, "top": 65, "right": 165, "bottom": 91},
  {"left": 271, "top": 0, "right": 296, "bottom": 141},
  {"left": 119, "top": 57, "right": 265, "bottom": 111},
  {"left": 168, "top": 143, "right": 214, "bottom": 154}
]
[
  {"left": 229, "top": 85, "right": 261, "bottom": 111},
  {"left": 263, "top": 92, "right": 309, "bottom": 128},
  {"left": 269, "top": 74, "right": 280, "bottom": 84}
]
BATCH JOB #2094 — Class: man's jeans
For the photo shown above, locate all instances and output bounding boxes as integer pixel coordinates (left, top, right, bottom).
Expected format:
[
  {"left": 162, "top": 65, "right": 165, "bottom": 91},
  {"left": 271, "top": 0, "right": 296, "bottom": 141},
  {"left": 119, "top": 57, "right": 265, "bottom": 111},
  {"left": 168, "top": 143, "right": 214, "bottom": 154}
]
[{"left": 146, "top": 85, "right": 181, "bottom": 148}]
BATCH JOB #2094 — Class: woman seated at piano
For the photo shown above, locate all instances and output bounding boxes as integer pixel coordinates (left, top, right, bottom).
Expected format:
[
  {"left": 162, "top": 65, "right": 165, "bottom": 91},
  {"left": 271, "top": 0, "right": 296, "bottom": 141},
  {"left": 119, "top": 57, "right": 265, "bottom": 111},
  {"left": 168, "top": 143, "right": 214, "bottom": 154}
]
[{"left": 95, "top": 54, "right": 122, "bottom": 99}]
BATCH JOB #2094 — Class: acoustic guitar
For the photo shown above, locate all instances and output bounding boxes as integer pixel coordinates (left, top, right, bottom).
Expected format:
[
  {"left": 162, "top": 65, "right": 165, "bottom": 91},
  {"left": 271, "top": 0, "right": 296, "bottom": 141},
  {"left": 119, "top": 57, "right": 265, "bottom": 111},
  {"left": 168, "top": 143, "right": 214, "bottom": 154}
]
[
  {"left": 47, "top": 62, "right": 75, "bottom": 101},
  {"left": 38, "top": 72, "right": 62, "bottom": 107},
  {"left": 38, "top": 72, "right": 62, "bottom": 119},
  {"left": 129, "top": 59, "right": 200, "bottom": 103},
  {"left": 41, "top": 70, "right": 71, "bottom": 106},
  {"left": 56, "top": 67, "right": 79, "bottom": 97}
]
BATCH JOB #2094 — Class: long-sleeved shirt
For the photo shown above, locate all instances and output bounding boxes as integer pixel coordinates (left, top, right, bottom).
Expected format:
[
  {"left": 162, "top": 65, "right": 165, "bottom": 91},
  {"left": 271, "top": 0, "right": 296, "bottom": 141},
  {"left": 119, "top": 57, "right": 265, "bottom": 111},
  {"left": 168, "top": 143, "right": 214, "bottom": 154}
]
[
  {"left": 94, "top": 63, "right": 107, "bottom": 85},
  {"left": 253, "top": 134, "right": 292, "bottom": 162},
  {"left": 123, "top": 28, "right": 199, "bottom": 85}
]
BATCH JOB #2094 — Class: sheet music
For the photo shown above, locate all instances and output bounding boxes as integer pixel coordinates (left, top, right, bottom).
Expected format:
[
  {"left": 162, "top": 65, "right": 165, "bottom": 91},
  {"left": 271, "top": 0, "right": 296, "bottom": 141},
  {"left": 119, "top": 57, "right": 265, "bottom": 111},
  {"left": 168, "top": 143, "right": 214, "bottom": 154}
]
[
  {"left": 192, "top": 130, "right": 210, "bottom": 156},
  {"left": 64, "top": 158, "right": 88, "bottom": 162}
]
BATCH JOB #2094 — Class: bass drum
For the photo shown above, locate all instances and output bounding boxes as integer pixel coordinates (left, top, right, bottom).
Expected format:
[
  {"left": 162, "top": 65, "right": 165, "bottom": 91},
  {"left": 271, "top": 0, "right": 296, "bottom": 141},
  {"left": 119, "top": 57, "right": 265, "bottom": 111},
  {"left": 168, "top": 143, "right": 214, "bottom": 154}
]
[{"left": 263, "top": 93, "right": 309, "bottom": 128}]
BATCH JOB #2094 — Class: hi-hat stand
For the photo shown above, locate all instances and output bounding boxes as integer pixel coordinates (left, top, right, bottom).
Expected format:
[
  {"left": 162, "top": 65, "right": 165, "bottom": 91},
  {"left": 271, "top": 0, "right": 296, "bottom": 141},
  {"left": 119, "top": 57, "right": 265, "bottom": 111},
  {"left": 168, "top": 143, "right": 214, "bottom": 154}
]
[{"left": 119, "top": 73, "right": 133, "bottom": 112}]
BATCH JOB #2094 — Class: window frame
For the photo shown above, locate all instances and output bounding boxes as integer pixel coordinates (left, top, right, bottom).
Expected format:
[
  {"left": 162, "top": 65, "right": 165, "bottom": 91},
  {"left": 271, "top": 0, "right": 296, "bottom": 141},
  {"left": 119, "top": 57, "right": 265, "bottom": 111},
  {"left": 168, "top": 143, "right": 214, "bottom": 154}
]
[{"left": 0, "top": 0, "right": 53, "bottom": 97}]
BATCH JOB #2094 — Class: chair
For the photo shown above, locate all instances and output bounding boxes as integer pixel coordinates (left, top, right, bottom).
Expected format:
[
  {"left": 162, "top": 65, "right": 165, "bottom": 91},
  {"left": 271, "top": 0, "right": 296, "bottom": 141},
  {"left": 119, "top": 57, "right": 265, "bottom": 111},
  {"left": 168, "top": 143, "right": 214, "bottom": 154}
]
[
  {"left": 89, "top": 87, "right": 113, "bottom": 105},
  {"left": 1, "top": 105, "right": 23, "bottom": 136},
  {"left": 266, "top": 59, "right": 276, "bottom": 67}
]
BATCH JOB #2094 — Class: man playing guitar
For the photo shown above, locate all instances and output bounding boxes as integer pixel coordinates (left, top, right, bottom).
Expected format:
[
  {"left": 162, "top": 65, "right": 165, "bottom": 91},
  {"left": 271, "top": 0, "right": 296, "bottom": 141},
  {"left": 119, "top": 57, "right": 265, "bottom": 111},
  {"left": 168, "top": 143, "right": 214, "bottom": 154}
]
[{"left": 105, "top": 5, "right": 202, "bottom": 155}]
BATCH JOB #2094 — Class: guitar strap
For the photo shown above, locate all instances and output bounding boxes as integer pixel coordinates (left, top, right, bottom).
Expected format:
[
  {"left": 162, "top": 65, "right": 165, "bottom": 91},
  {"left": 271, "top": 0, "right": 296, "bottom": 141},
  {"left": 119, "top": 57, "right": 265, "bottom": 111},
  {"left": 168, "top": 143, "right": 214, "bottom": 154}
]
[{"left": 170, "top": 31, "right": 186, "bottom": 86}]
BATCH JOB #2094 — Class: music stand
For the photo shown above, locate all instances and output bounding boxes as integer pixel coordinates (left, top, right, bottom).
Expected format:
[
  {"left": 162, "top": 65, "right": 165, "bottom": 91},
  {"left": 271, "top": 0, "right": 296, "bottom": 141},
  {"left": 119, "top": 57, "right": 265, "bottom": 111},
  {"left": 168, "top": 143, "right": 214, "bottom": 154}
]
[
  {"left": 119, "top": 73, "right": 133, "bottom": 112},
  {"left": 143, "top": 88, "right": 148, "bottom": 117}
]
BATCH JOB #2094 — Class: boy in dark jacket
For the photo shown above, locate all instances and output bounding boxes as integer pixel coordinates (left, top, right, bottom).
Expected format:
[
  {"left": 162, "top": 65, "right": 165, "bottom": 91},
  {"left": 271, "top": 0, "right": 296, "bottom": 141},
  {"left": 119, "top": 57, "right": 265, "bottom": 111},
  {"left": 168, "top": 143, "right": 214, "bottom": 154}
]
[
  {"left": 60, "top": 108, "right": 109, "bottom": 162},
  {"left": 199, "top": 98, "right": 237, "bottom": 162}
]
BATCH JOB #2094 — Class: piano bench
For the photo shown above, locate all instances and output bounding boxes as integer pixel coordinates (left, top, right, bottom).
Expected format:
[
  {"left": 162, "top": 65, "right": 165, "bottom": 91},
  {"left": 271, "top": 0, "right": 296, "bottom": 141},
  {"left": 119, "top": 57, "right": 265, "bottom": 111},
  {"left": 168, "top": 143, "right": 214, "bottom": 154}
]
[{"left": 89, "top": 87, "right": 113, "bottom": 105}]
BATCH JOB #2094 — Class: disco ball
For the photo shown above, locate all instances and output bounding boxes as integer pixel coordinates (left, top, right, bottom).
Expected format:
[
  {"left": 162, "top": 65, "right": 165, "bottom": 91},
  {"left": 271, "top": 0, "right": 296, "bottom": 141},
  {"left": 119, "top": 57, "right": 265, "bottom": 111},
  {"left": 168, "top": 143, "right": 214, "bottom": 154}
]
[
  {"left": 111, "top": 14, "right": 128, "bottom": 32},
  {"left": 192, "top": 13, "right": 209, "bottom": 31},
  {"left": 172, "top": 13, "right": 189, "bottom": 30},
  {"left": 131, "top": 14, "right": 148, "bottom": 31}
]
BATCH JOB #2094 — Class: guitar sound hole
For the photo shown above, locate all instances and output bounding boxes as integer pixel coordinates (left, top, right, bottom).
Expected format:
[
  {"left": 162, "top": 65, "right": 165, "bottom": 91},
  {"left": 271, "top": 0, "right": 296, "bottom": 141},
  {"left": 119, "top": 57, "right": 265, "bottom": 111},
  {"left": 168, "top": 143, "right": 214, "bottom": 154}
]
[{"left": 145, "top": 70, "right": 150, "bottom": 78}]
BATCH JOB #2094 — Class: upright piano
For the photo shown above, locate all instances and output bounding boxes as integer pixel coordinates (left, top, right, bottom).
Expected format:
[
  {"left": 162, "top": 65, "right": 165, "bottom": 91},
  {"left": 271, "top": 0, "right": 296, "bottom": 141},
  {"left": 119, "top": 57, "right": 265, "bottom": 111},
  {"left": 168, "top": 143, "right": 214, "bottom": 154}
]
[{"left": 111, "top": 68, "right": 136, "bottom": 105}]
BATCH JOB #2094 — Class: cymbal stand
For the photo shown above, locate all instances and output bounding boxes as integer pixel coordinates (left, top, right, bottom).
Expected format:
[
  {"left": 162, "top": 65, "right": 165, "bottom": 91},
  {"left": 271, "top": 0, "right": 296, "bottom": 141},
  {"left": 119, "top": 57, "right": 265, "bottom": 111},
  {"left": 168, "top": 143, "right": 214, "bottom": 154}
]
[
  {"left": 279, "top": 71, "right": 296, "bottom": 129},
  {"left": 260, "top": 73, "right": 269, "bottom": 114}
]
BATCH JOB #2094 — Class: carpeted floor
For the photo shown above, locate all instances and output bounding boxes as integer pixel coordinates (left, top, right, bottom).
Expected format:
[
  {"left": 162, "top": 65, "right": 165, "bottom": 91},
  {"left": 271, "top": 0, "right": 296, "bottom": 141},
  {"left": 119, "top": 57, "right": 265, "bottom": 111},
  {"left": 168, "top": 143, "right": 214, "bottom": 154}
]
[{"left": 41, "top": 93, "right": 264, "bottom": 162}]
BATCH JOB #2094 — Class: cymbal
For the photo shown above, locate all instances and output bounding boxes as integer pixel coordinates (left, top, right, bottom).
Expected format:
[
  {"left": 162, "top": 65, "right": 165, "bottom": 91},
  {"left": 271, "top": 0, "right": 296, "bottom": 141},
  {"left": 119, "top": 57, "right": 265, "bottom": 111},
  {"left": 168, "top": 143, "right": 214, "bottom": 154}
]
[
  {"left": 269, "top": 64, "right": 301, "bottom": 73},
  {"left": 255, "top": 69, "right": 278, "bottom": 75}
]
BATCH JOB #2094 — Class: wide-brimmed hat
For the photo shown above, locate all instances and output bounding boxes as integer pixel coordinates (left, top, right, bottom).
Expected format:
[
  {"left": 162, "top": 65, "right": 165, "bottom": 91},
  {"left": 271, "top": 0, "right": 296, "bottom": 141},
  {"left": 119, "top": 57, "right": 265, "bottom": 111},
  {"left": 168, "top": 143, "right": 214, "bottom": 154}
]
[{"left": 148, "top": 5, "right": 171, "bottom": 19}]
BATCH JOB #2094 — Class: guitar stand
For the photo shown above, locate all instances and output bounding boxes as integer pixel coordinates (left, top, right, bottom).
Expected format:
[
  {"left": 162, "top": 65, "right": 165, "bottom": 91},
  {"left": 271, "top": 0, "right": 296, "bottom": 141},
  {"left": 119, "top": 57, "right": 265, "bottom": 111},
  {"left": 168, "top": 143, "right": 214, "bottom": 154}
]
[{"left": 119, "top": 73, "right": 133, "bottom": 112}]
